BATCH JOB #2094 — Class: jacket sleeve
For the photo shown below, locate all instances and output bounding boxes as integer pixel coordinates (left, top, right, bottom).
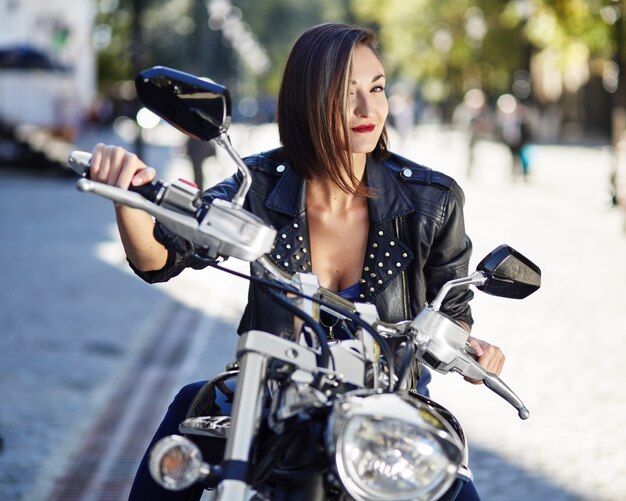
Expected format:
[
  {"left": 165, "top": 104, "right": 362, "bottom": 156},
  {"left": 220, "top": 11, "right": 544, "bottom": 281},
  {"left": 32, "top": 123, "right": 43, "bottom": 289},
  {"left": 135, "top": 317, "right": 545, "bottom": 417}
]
[
  {"left": 129, "top": 171, "right": 243, "bottom": 284},
  {"left": 424, "top": 182, "right": 474, "bottom": 327}
]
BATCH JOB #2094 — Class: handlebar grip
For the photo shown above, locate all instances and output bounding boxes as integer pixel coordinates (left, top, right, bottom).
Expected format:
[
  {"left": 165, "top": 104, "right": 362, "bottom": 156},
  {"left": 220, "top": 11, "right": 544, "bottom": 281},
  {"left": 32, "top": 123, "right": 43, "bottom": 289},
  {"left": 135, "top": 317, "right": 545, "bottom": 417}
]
[
  {"left": 125, "top": 181, "right": 166, "bottom": 203},
  {"left": 483, "top": 373, "right": 530, "bottom": 420},
  {"left": 68, "top": 150, "right": 165, "bottom": 204}
]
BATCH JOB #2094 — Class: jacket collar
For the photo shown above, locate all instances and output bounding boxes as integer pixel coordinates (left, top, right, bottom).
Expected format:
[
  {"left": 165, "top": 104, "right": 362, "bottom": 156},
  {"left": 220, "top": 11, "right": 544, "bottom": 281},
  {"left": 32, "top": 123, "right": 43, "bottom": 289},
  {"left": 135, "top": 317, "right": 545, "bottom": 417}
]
[
  {"left": 264, "top": 154, "right": 415, "bottom": 223},
  {"left": 364, "top": 155, "right": 415, "bottom": 223},
  {"left": 265, "top": 163, "right": 306, "bottom": 217}
]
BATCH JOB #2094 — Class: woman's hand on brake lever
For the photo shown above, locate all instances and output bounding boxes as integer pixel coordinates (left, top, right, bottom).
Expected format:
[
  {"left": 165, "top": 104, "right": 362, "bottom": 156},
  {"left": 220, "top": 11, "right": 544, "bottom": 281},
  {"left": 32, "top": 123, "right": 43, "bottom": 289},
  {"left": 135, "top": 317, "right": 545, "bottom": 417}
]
[
  {"left": 465, "top": 337, "right": 505, "bottom": 385},
  {"left": 455, "top": 320, "right": 505, "bottom": 385}
]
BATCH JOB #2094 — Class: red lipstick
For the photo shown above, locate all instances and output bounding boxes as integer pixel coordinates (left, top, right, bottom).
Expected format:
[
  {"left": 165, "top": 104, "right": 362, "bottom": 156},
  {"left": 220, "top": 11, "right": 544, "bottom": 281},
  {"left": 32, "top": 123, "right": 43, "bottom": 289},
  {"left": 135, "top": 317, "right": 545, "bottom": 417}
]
[{"left": 351, "top": 124, "right": 376, "bottom": 133}]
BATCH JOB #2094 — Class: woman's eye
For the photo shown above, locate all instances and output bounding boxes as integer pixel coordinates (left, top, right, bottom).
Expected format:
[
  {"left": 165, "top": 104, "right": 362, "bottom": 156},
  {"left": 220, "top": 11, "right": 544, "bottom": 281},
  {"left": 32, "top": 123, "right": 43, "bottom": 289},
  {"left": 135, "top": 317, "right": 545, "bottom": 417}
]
[{"left": 372, "top": 85, "right": 385, "bottom": 93}]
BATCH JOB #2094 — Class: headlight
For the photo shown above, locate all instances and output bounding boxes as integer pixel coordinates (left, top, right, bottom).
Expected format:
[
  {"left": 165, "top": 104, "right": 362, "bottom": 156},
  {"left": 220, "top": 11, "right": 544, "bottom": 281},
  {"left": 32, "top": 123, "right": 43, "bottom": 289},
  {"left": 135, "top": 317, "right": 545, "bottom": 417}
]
[{"left": 328, "top": 393, "right": 463, "bottom": 501}]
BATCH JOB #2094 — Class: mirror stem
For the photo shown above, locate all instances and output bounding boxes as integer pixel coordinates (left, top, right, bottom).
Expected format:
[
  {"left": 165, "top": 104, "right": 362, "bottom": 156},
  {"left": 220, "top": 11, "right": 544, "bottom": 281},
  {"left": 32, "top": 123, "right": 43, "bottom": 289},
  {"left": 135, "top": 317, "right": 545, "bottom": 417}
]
[
  {"left": 214, "top": 132, "right": 252, "bottom": 208},
  {"left": 430, "top": 271, "right": 487, "bottom": 312}
]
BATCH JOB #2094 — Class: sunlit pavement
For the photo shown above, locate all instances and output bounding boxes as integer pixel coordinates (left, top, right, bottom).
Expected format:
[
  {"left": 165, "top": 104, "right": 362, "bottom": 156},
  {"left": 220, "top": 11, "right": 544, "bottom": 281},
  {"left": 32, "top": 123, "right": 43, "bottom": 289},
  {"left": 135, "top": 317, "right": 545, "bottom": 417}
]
[
  {"left": 401, "top": 126, "right": 626, "bottom": 501},
  {"left": 1, "top": 122, "right": 625, "bottom": 500}
]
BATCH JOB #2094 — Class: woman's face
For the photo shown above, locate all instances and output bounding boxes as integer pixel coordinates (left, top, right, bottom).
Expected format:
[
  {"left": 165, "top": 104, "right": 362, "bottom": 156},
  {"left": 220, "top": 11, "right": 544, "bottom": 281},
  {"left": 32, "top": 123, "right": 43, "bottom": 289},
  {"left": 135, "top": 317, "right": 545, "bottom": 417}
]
[{"left": 347, "top": 45, "right": 388, "bottom": 156}]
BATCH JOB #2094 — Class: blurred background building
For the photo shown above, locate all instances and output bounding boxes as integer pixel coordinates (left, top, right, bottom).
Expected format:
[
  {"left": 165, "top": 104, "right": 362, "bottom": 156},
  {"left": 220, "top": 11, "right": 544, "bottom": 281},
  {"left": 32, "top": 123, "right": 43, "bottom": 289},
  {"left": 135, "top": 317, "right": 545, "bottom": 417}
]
[{"left": 0, "top": 0, "right": 96, "bottom": 139}]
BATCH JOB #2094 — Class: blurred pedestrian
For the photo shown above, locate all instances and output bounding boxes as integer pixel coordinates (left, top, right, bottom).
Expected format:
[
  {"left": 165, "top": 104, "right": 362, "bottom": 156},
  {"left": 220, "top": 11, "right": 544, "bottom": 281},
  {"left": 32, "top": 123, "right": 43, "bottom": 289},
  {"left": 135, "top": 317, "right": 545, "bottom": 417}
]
[
  {"left": 496, "top": 94, "right": 532, "bottom": 180},
  {"left": 388, "top": 82, "right": 415, "bottom": 148},
  {"left": 452, "top": 88, "right": 494, "bottom": 177},
  {"left": 185, "top": 137, "right": 215, "bottom": 190}
]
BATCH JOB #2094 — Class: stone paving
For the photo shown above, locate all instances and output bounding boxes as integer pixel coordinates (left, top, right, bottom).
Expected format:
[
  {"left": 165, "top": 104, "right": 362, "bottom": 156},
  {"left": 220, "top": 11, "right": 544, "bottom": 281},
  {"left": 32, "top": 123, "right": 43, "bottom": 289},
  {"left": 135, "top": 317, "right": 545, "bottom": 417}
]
[
  {"left": 1, "top": 123, "right": 625, "bottom": 500},
  {"left": 410, "top": 128, "right": 626, "bottom": 501}
]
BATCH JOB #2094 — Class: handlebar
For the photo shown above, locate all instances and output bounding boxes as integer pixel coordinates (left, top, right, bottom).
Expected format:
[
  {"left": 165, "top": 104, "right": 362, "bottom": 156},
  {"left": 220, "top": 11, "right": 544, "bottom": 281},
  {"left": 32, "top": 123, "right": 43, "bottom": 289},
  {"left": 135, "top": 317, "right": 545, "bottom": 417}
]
[
  {"left": 69, "top": 149, "right": 530, "bottom": 419},
  {"left": 70, "top": 151, "right": 276, "bottom": 262},
  {"left": 68, "top": 151, "right": 203, "bottom": 216},
  {"left": 68, "top": 151, "right": 169, "bottom": 205}
]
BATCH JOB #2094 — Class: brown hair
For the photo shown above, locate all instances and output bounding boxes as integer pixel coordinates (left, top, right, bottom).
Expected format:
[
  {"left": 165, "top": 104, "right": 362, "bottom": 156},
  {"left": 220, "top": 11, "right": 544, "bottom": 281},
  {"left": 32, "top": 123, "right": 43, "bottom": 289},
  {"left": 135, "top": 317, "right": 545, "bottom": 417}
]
[{"left": 276, "top": 23, "right": 389, "bottom": 196}]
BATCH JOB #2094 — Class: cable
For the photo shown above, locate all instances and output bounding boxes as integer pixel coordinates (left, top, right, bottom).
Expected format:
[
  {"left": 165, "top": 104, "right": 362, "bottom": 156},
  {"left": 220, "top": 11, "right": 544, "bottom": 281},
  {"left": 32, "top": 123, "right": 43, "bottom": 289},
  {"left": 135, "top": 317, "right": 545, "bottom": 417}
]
[
  {"left": 205, "top": 258, "right": 397, "bottom": 391},
  {"left": 394, "top": 341, "right": 415, "bottom": 392}
]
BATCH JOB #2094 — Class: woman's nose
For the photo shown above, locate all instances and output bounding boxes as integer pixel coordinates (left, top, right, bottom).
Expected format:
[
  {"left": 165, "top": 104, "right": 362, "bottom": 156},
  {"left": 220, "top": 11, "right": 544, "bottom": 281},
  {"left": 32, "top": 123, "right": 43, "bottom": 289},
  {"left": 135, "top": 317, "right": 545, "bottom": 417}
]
[{"left": 353, "top": 92, "right": 370, "bottom": 117}]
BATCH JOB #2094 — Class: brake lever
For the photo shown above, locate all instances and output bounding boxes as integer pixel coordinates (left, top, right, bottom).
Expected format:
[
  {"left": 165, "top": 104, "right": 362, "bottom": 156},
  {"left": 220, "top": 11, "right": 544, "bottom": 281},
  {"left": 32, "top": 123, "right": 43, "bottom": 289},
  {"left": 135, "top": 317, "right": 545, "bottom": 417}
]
[
  {"left": 447, "top": 349, "right": 529, "bottom": 420},
  {"left": 76, "top": 178, "right": 205, "bottom": 240},
  {"left": 411, "top": 307, "right": 530, "bottom": 420}
]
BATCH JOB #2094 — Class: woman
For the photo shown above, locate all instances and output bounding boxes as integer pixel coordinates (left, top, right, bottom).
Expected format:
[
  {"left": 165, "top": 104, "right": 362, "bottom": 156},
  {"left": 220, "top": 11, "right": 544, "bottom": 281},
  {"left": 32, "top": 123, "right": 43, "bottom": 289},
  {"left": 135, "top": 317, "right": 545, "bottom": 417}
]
[{"left": 90, "top": 22, "right": 503, "bottom": 501}]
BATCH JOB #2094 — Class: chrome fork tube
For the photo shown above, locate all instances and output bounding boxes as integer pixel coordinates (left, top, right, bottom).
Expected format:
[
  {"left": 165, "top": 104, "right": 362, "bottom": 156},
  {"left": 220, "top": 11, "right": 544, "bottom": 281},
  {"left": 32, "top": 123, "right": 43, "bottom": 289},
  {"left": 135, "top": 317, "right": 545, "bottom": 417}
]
[{"left": 216, "top": 346, "right": 267, "bottom": 501}]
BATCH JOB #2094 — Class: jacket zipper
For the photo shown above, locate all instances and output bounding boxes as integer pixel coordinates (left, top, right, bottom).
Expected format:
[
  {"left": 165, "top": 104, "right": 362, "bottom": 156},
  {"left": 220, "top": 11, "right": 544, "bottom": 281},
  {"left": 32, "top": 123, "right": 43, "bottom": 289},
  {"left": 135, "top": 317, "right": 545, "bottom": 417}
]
[{"left": 394, "top": 218, "right": 410, "bottom": 319}]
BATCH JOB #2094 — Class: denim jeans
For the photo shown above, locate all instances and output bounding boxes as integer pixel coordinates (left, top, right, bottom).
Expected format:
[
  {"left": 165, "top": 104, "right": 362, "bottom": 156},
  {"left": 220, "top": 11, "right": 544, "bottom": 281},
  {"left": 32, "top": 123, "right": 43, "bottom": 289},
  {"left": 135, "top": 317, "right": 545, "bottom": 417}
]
[{"left": 128, "top": 382, "right": 207, "bottom": 501}]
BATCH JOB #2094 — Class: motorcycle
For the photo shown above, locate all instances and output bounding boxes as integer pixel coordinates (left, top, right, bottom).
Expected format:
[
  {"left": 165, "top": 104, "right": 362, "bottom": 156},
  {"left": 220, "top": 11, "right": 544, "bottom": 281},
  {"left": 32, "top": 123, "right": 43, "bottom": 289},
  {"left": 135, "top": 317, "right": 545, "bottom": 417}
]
[{"left": 68, "top": 67, "right": 541, "bottom": 501}]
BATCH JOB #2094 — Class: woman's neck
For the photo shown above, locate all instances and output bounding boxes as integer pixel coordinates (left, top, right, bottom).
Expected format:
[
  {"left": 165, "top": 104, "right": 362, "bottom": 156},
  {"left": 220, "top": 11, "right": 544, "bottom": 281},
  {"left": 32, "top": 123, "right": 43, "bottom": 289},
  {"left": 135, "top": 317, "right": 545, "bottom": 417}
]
[
  {"left": 307, "top": 179, "right": 358, "bottom": 212},
  {"left": 307, "top": 153, "right": 367, "bottom": 211}
]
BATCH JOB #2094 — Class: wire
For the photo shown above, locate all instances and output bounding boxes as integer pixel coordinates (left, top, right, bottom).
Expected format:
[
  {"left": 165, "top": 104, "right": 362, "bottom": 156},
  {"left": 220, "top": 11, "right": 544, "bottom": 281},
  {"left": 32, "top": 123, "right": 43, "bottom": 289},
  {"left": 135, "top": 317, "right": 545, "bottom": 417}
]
[
  {"left": 206, "top": 259, "right": 397, "bottom": 392},
  {"left": 394, "top": 341, "right": 415, "bottom": 392},
  {"left": 266, "top": 287, "right": 331, "bottom": 374}
]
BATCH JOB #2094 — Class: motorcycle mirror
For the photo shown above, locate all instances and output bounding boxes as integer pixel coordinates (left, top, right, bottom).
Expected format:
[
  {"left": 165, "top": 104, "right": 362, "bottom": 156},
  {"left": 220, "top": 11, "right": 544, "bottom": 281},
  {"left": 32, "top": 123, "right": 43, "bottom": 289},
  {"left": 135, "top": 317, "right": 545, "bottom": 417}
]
[
  {"left": 135, "top": 66, "right": 231, "bottom": 141},
  {"left": 476, "top": 245, "right": 541, "bottom": 299}
]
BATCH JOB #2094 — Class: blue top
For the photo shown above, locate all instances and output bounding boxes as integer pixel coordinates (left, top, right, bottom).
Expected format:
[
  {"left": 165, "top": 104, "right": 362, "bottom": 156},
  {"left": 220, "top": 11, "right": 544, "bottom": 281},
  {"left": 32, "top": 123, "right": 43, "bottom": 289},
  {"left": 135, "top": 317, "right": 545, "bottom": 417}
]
[{"left": 337, "top": 282, "right": 360, "bottom": 302}]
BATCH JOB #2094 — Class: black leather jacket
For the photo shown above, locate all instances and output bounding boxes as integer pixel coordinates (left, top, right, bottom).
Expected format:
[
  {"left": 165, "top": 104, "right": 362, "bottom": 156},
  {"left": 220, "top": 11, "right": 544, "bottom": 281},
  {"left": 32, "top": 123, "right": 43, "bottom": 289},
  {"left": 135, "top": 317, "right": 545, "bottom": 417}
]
[{"left": 132, "top": 147, "right": 474, "bottom": 339}]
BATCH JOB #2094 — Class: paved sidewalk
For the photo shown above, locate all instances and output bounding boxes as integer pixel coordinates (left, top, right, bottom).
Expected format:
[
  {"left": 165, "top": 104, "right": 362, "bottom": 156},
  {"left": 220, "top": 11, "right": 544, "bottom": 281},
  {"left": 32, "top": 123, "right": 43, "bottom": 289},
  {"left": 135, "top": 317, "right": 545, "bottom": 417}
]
[{"left": 406, "top": 129, "right": 626, "bottom": 501}]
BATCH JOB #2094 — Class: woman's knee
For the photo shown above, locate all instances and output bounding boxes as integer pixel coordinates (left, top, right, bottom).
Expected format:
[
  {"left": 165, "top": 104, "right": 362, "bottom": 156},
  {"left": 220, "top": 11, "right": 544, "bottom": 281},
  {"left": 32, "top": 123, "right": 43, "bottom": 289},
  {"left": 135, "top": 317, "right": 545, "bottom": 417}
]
[{"left": 167, "top": 381, "right": 207, "bottom": 412}]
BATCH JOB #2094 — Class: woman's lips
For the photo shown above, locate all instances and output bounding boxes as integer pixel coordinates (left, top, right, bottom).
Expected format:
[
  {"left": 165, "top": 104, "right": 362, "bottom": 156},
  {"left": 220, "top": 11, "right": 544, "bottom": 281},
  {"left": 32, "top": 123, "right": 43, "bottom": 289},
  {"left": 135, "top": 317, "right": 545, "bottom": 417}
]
[{"left": 351, "top": 124, "right": 376, "bottom": 133}]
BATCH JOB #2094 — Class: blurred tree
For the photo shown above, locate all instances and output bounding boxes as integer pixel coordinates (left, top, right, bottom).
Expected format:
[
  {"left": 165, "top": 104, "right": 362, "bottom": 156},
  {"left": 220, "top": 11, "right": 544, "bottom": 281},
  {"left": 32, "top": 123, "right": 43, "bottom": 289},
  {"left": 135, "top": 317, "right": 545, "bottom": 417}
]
[
  {"left": 95, "top": 0, "right": 134, "bottom": 92},
  {"left": 350, "top": 0, "right": 621, "bottom": 114},
  {"left": 351, "top": 0, "right": 529, "bottom": 105},
  {"left": 94, "top": 0, "right": 362, "bottom": 97},
  {"left": 231, "top": 0, "right": 361, "bottom": 94},
  {"left": 95, "top": 0, "right": 207, "bottom": 93},
  {"left": 502, "top": 0, "right": 613, "bottom": 117},
  {"left": 93, "top": 0, "right": 623, "bottom": 134},
  {"left": 229, "top": 0, "right": 315, "bottom": 93}
]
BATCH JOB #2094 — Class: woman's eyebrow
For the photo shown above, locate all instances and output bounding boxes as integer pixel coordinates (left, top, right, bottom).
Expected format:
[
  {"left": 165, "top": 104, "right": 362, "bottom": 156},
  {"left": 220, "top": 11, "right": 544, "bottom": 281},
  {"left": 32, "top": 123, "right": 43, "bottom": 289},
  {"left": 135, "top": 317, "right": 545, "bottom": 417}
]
[{"left": 351, "top": 73, "right": 386, "bottom": 85}]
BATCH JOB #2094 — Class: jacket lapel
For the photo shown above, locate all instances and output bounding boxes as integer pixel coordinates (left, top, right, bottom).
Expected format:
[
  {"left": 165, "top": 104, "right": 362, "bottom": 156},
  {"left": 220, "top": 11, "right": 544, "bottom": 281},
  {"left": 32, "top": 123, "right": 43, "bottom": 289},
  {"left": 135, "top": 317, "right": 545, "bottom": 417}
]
[
  {"left": 265, "top": 167, "right": 312, "bottom": 274},
  {"left": 264, "top": 157, "right": 415, "bottom": 300},
  {"left": 359, "top": 157, "right": 415, "bottom": 301},
  {"left": 265, "top": 166, "right": 305, "bottom": 217}
]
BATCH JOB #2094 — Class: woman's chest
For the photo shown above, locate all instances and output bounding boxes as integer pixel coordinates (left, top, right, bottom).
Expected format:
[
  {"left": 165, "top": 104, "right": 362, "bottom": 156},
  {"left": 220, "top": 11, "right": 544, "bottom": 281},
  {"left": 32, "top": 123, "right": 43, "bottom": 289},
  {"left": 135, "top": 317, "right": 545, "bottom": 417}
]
[{"left": 307, "top": 206, "right": 369, "bottom": 291}]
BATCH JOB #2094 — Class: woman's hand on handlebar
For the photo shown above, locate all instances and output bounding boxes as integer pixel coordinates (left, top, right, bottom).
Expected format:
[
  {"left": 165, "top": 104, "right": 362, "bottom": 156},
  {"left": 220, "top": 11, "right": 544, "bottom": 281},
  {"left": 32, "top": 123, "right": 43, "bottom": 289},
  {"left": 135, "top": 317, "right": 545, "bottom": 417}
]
[
  {"left": 465, "top": 337, "right": 505, "bottom": 385},
  {"left": 89, "top": 143, "right": 169, "bottom": 272},
  {"left": 90, "top": 143, "right": 156, "bottom": 189}
]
